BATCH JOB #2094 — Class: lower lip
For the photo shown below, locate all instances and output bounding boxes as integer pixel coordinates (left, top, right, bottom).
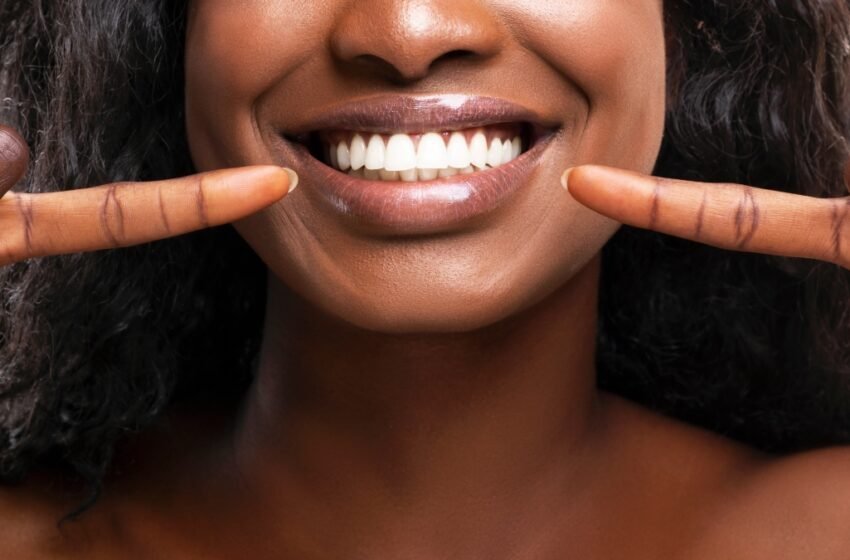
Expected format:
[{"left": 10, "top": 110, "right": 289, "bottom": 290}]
[{"left": 283, "top": 135, "right": 553, "bottom": 235}]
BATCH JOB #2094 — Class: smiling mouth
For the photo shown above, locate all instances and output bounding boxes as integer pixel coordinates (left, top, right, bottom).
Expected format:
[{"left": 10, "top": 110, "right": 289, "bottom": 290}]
[
  {"left": 283, "top": 94, "right": 554, "bottom": 185},
  {"left": 298, "top": 123, "right": 536, "bottom": 182},
  {"left": 275, "top": 95, "right": 558, "bottom": 233}
]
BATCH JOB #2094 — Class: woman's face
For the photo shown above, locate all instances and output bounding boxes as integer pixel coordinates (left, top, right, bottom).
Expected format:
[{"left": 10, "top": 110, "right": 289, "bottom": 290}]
[{"left": 185, "top": 1, "right": 666, "bottom": 332}]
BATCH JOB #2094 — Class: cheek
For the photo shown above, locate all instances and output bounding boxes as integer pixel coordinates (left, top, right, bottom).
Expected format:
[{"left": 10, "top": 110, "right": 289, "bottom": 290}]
[
  {"left": 508, "top": 0, "right": 667, "bottom": 173},
  {"left": 184, "top": 1, "right": 328, "bottom": 170}
]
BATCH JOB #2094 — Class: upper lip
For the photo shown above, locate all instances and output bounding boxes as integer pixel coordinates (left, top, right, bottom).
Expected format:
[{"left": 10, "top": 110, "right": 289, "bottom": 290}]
[{"left": 284, "top": 94, "right": 559, "bottom": 137}]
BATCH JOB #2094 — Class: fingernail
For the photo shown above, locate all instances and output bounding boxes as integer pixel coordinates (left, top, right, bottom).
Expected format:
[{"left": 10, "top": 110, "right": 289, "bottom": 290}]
[
  {"left": 282, "top": 167, "right": 299, "bottom": 193},
  {"left": 561, "top": 168, "right": 574, "bottom": 192}
]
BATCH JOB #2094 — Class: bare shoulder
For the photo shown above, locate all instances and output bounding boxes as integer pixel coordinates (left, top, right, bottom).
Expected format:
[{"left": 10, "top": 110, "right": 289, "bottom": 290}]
[
  {"left": 719, "top": 447, "right": 850, "bottom": 558},
  {"left": 0, "top": 483, "right": 63, "bottom": 558},
  {"left": 0, "top": 409, "right": 237, "bottom": 559},
  {"left": 691, "top": 442, "right": 850, "bottom": 558},
  {"left": 601, "top": 394, "right": 850, "bottom": 559},
  {"left": 0, "top": 476, "right": 100, "bottom": 559}
]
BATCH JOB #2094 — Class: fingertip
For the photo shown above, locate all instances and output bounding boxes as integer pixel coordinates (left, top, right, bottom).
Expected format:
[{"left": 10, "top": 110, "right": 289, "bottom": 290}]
[
  {"left": 562, "top": 165, "right": 643, "bottom": 196},
  {"left": 282, "top": 167, "right": 299, "bottom": 193},
  {"left": 220, "top": 165, "right": 291, "bottom": 200},
  {"left": 560, "top": 168, "right": 573, "bottom": 192},
  {"left": 561, "top": 165, "right": 599, "bottom": 198},
  {"left": 243, "top": 165, "right": 298, "bottom": 197}
]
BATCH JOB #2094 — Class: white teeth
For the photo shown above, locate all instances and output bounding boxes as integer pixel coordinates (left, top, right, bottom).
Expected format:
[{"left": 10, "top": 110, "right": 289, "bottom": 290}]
[
  {"left": 399, "top": 168, "right": 418, "bottom": 182},
  {"left": 329, "top": 130, "right": 526, "bottom": 181},
  {"left": 350, "top": 134, "right": 367, "bottom": 170},
  {"left": 330, "top": 145, "right": 339, "bottom": 169},
  {"left": 418, "top": 168, "right": 439, "bottom": 181},
  {"left": 336, "top": 142, "right": 351, "bottom": 171},
  {"left": 487, "top": 138, "right": 503, "bottom": 168},
  {"left": 385, "top": 134, "right": 417, "bottom": 171},
  {"left": 416, "top": 133, "right": 449, "bottom": 169},
  {"left": 501, "top": 140, "right": 513, "bottom": 165},
  {"left": 511, "top": 137, "right": 522, "bottom": 160},
  {"left": 365, "top": 135, "right": 386, "bottom": 170},
  {"left": 446, "top": 132, "right": 472, "bottom": 169},
  {"left": 469, "top": 132, "right": 489, "bottom": 168}
]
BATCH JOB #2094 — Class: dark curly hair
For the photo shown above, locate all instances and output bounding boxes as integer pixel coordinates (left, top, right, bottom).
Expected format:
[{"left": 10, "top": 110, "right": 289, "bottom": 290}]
[{"left": 0, "top": 0, "right": 849, "bottom": 511}]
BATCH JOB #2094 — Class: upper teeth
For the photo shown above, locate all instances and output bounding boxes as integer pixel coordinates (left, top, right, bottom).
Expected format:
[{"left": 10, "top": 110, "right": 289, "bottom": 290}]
[{"left": 326, "top": 129, "right": 523, "bottom": 181}]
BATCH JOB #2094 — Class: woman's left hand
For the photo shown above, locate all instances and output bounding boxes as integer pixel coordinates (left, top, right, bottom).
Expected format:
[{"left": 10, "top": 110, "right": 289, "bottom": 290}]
[{"left": 563, "top": 165, "right": 850, "bottom": 269}]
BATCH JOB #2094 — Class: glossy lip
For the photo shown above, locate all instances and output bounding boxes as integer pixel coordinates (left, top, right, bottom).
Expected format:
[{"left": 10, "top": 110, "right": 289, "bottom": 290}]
[
  {"left": 276, "top": 95, "right": 560, "bottom": 235},
  {"left": 286, "top": 94, "right": 558, "bottom": 136}
]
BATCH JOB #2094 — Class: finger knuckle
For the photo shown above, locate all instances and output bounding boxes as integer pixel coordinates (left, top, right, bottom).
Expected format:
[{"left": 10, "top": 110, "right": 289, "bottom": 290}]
[
  {"left": 647, "top": 177, "right": 673, "bottom": 230},
  {"left": 194, "top": 175, "right": 211, "bottom": 228},
  {"left": 829, "top": 197, "right": 850, "bottom": 266},
  {"left": 100, "top": 183, "right": 127, "bottom": 247},
  {"left": 733, "top": 186, "right": 760, "bottom": 249},
  {"left": 156, "top": 184, "right": 172, "bottom": 234},
  {"left": 15, "top": 195, "right": 35, "bottom": 256}
]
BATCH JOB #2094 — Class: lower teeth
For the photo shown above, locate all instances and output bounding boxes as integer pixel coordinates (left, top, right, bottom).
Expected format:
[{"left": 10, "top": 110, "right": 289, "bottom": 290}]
[{"left": 350, "top": 166, "right": 492, "bottom": 182}]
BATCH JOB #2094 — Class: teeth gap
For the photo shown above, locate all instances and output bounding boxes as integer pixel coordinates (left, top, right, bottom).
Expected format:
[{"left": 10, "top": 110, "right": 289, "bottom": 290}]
[{"left": 313, "top": 124, "right": 534, "bottom": 181}]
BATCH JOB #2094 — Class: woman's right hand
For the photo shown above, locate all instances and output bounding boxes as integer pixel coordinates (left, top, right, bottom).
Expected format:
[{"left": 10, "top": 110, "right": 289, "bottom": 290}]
[{"left": 0, "top": 125, "right": 296, "bottom": 265}]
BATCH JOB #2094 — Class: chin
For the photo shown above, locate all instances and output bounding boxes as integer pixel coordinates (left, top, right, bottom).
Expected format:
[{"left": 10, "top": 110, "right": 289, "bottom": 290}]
[
  {"left": 317, "top": 287, "right": 529, "bottom": 335},
  {"left": 269, "top": 247, "right": 599, "bottom": 336}
]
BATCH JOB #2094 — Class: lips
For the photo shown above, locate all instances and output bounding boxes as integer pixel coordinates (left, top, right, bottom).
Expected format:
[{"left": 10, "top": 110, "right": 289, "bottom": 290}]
[{"left": 276, "top": 95, "right": 559, "bottom": 234}]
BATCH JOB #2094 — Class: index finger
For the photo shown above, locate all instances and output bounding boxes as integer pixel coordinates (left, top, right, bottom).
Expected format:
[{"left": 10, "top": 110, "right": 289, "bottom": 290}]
[
  {"left": 563, "top": 165, "right": 850, "bottom": 267},
  {"left": 0, "top": 165, "right": 297, "bottom": 265}
]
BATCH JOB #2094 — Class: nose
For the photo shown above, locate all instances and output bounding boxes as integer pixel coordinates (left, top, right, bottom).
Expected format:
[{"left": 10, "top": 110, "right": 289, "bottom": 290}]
[{"left": 330, "top": 0, "right": 504, "bottom": 83}]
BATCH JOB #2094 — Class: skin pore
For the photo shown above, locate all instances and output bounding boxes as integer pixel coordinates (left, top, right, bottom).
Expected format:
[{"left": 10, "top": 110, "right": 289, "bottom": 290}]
[{"left": 4, "top": 0, "right": 850, "bottom": 558}]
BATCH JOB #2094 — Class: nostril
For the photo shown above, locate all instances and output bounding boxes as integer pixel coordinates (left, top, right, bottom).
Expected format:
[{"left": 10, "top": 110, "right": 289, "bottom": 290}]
[
  {"left": 350, "top": 54, "right": 402, "bottom": 79},
  {"left": 348, "top": 50, "right": 481, "bottom": 85},
  {"left": 434, "top": 50, "right": 478, "bottom": 64},
  {"left": 347, "top": 53, "right": 434, "bottom": 84}
]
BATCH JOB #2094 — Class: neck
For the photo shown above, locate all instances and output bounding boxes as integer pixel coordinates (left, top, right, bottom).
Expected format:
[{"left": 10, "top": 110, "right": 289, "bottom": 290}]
[{"left": 232, "top": 255, "right": 605, "bottom": 554}]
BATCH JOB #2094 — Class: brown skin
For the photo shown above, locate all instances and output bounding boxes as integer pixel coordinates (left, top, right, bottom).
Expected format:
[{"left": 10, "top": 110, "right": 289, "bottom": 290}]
[{"left": 1, "top": 1, "right": 850, "bottom": 558}]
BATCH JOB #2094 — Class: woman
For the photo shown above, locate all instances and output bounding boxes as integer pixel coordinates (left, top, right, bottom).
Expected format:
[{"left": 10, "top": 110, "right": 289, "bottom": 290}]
[{"left": 0, "top": 0, "right": 849, "bottom": 557}]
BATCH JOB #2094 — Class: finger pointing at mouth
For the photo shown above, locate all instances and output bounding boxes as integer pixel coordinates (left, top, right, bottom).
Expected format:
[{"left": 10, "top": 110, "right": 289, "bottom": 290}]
[
  {"left": 0, "top": 165, "right": 297, "bottom": 266},
  {"left": 563, "top": 164, "right": 850, "bottom": 268}
]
